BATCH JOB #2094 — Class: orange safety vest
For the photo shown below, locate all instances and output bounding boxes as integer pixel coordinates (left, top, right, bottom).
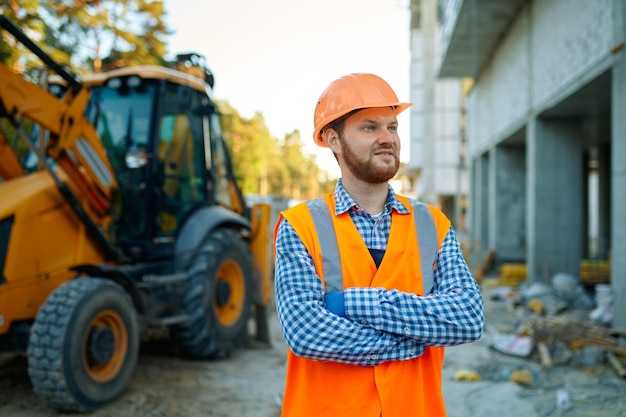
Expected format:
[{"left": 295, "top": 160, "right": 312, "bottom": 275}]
[{"left": 275, "top": 193, "right": 451, "bottom": 417}]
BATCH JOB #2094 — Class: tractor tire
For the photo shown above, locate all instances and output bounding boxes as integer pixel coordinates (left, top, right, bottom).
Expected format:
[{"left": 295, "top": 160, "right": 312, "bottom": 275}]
[
  {"left": 27, "top": 277, "right": 139, "bottom": 412},
  {"left": 172, "top": 228, "right": 254, "bottom": 359}
]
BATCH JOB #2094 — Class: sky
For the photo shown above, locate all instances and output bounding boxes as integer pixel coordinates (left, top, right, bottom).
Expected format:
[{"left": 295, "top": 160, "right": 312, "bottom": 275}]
[{"left": 164, "top": 0, "right": 412, "bottom": 178}]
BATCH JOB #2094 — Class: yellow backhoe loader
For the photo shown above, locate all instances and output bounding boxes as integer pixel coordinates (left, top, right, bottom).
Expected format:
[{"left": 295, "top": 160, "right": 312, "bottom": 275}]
[{"left": 0, "top": 15, "right": 272, "bottom": 412}]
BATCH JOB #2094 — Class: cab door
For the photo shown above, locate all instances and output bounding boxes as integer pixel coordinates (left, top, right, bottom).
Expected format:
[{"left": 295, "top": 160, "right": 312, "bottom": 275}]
[{"left": 154, "top": 94, "right": 206, "bottom": 239}]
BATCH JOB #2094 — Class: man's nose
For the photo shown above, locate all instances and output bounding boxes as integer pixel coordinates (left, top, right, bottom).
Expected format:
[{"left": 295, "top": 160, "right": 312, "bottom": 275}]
[{"left": 377, "top": 129, "right": 395, "bottom": 145}]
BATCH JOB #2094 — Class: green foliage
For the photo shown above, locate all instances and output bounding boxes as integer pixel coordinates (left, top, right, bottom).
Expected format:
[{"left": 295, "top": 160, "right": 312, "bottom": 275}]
[
  {"left": 0, "top": 0, "right": 45, "bottom": 76},
  {"left": 217, "top": 101, "right": 335, "bottom": 200},
  {"left": 0, "top": 0, "right": 170, "bottom": 73},
  {"left": 0, "top": 2, "right": 335, "bottom": 200}
]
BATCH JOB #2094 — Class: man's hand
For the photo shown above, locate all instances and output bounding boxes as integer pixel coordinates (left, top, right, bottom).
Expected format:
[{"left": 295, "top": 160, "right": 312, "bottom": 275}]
[{"left": 324, "top": 291, "right": 346, "bottom": 317}]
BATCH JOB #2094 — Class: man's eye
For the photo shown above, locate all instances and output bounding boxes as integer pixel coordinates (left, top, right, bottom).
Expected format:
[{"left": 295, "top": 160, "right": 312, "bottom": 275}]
[{"left": 389, "top": 126, "right": 397, "bottom": 132}]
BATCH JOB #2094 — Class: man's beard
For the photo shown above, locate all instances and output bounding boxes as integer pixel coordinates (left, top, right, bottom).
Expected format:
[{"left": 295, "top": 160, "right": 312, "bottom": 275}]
[{"left": 340, "top": 135, "right": 399, "bottom": 184}]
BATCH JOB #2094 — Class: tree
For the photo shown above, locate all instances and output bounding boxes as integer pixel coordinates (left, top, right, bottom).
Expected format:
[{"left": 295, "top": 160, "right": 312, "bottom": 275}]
[
  {"left": 218, "top": 101, "right": 277, "bottom": 196},
  {"left": 0, "top": 4, "right": 333, "bottom": 200},
  {"left": 0, "top": 0, "right": 45, "bottom": 73},
  {"left": 275, "top": 130, "right": 336, "bottom": 200},
  {"left": 278, "top": 130, "right": 311, "bottom": 199},
  {"left": 217, "top": 102, "right": 334, "bottom": 199},
  {"left": 0, "top": 1, "right": 171, "bottom": 73},
  {"left": 41, "top": 0, "right": 170, "bottom": 72}
]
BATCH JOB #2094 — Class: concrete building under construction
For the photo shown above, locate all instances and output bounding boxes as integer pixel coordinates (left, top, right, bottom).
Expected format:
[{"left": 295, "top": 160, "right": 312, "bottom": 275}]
[
  {"left": 408, "top": 0, "right": 469, "bottom": 232},
  {"left": 420, "top": 0, "right": 625, "bottom": 328}
]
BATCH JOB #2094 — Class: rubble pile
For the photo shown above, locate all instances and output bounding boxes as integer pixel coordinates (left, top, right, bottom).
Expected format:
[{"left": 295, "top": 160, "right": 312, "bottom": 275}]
[
  {"left": 448, "top": 273, "right": 626, "bottom": 416},
  {"left": 485, "top": 272, "right": 625, "bottom": 378}
]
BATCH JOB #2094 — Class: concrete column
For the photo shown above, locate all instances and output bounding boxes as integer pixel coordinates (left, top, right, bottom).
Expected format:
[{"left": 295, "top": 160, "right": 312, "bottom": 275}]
[
  {"left": 469, "top": 158, "right": 478, "bottom": 242},
  {"left": 527, "top": 119, "right": 538, "bottom": 281},
  {"left": 494, "top": 145, "right": 526, "bottom": 263},
  {"left": 469, "top": 154, "right": 490, "bottom": 258},
  {"left": 480, "top": 152, "right": 490, "bottom": 256},
  {"left": 597, "top": 145, "right": 611, "bottom": 260},
  {"left": 526, "top": 118, "right": 584, "bottom": 282},
  {"left": 469, "top": 159, "right": 475, "bottom": 239},
  {"left": 611, "top": 0, "right": 626, "bottom": 328},
  {"left": 488, "top": 148, "right": 497, "bottom": 252}
]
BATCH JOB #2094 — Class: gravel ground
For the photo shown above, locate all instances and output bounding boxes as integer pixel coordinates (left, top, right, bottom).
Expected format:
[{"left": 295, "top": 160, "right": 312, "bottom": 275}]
[
  {"left": 2, "top": 287, "right": 626, "bottom": 417},
  {"left": 0, "top": 312, "right": 287, "bottom": 417}
]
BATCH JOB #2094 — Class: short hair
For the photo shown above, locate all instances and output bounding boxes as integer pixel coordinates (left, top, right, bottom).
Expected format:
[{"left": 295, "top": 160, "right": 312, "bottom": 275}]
[
  {"left": 323, "top": 108, "right": 362, "bottom": 139},
  {"left": 322, "top": 109, "right": 362, "bottom": 161}
]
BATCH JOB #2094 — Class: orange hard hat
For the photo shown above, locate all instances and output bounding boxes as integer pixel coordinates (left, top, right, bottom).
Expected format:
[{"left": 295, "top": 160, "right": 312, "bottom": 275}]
[{"left": 312, "top": 73, "right": 412, "bottom": 147}]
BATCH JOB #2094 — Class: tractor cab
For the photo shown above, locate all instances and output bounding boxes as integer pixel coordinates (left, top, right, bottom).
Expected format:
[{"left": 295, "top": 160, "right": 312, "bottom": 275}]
[{"left": 71, "top": 64, "right": 245, "bottom": 260}]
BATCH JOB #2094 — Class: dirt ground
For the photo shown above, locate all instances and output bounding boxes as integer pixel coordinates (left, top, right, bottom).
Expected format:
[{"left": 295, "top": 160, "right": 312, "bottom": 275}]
[
  {"left": 0, "top": 311, "right": 288, "bottom": 417},
  {"left": 2, "top": 288, "right": 626, "bottom": 417}
]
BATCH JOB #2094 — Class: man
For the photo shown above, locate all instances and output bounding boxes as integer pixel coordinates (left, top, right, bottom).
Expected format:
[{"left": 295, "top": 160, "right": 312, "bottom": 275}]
[{"left": 273, "top": 73, "right": 484, "bottom": 417}]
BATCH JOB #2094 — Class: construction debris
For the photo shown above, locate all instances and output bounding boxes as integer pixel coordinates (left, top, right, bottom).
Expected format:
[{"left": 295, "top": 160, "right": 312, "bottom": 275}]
[
  {"left": 580, "top": 259, "right": 611, "bottom": 285},
  {"left": 607, "top": 352, "right": 626, "bottom": 379},
  {"left": 491, "top": 333, "right": 534, "bottom": 357},
  {"left": 484, "top": 270, "right": 626, "bottom": 380},
  {"left": 468, "top": 282, "right": 626, "bottom": 415},
  {"left": 498, "top": 263, "right": 527, "bottom": 286},
  {"left": 453, "top": 369, "right": 482, "bottom": 381},
  {"left": 509, "top": 368, "right": 533, "bottom": 385},
  {"left": 482, "top": 258, "right": 611, "bottom": 288},
  {"left": 528, "top": 316, "right": 626, "bottom": 356},
  {"left": 589, "top": 284, "right": 613, "bottom": 325}
]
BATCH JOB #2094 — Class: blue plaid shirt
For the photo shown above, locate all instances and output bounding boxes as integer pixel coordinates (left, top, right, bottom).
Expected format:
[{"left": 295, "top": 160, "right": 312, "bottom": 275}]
[{"left": 274, "top": 179, "right": 484, "bottom": 366}]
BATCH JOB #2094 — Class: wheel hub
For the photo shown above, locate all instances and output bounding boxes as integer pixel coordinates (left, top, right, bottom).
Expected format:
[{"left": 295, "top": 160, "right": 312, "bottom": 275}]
[
  {"left": 87, "top": 325, "right": 115, "bottom": 365},
  {"left": 216, "top": 280, "right": 231, "bottom": 307}
]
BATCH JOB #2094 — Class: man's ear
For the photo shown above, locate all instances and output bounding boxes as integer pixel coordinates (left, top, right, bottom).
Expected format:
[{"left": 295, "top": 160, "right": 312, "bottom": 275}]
[{"left": 325, "top": 129, "right": 341, "bottom": 152}]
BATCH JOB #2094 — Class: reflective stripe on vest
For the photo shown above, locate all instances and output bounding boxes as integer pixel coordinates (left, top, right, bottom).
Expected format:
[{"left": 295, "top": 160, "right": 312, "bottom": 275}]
[{"left": 306, "top": 198, "right": 439, "bottom": 295}]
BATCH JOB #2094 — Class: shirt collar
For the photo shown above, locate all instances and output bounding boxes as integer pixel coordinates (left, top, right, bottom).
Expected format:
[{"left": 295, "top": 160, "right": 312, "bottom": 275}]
[{"left": 333, "top": 178, "right": 410, "bottom": 216}]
